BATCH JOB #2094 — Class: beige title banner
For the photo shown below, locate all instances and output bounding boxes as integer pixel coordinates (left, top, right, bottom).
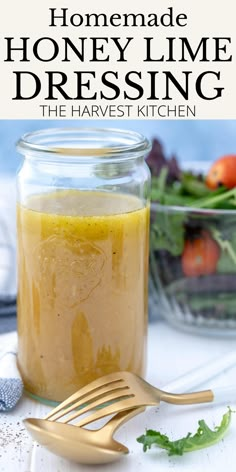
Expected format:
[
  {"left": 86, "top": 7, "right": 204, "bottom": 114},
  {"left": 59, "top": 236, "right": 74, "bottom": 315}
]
[{"left": 0, "top": 0, "right": 235, "bottom": 119}]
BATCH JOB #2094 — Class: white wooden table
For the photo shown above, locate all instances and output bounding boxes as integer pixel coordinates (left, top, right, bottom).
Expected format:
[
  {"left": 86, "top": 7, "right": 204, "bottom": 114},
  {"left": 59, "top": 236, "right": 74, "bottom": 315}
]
[{"left": 1, "top": 321, "right": 236, "bottom": 472}]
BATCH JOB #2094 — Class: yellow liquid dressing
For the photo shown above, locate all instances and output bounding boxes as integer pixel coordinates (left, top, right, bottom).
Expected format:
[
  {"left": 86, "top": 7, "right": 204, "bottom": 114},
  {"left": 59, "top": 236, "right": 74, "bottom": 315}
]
[{"left": 17, "top": 190, "right": 149, "bottom": 402}]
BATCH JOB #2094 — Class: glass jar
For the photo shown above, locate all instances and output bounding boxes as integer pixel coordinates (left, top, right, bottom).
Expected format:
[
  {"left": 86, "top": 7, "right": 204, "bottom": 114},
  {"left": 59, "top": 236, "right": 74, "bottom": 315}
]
[{"left": 16, "top": 128, "right": 151, "bottom": 403}]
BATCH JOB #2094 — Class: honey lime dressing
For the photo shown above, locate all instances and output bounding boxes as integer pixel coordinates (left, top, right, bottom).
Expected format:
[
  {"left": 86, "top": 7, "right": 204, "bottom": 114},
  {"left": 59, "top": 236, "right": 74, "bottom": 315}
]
[{"left": 17, "top": 190, "right": 149, "bottom": 402}]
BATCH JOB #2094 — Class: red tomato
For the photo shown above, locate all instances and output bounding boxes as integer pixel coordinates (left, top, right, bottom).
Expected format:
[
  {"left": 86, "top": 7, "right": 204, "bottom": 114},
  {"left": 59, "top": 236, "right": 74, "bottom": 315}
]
[
  {"left": 182, "top": 231, "right": 220, "bottom": 277},
  {"left": 206, "top": 155, "right": 236, "bottom": 190}
]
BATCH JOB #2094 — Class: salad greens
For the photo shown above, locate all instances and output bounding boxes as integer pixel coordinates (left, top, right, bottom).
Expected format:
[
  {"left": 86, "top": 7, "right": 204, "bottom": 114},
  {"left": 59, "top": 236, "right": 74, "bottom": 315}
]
[
  {"left": 150, "top": 166, "right": 236, "bottom": 258},
  {"left": 148, "top": 139, "right": 236, "bottom": 322},
  {"left": 150, "top": 210, "right": 186, "bottom": 256},
  {"left": 137, "top": 408, "right": 232, "bottom": 456},
  {"left": 151, "top": 166, "right": 236, "bottom": 210}
]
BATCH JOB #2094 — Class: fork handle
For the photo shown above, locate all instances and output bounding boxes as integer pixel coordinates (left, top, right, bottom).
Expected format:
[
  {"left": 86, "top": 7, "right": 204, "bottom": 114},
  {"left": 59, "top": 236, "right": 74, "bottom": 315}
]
[
  {"left": 161, "top": 384, "right": 236, "bottom": 405},
  {"left": 161, "top": 389, "right": 214, "bottom": 405}
]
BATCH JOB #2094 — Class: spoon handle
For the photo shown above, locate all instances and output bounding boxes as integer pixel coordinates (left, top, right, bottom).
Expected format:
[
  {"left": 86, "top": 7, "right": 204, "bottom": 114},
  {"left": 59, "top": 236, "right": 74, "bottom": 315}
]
[{"left": 101, "top": 407, "right": 146, "bottom": 436}]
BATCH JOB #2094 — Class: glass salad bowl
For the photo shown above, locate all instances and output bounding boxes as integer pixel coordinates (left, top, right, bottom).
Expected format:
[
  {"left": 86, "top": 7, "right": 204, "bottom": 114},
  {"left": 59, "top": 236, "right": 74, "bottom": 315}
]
[{"left": 150, "top": 203, "right": 236, "bottom": 337}]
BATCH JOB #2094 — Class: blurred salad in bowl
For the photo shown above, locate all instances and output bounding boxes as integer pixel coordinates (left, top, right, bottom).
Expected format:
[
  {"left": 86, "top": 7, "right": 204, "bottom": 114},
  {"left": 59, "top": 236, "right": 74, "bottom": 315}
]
[{"left": 148, "top": 139, "right": 236, "bottom": 336}]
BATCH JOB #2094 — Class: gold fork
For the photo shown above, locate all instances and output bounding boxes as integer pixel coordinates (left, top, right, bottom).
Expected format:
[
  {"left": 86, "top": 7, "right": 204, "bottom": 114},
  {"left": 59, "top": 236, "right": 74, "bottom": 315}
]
[{"left": 41, "top": 370, "right": 236, "bottom": 429}]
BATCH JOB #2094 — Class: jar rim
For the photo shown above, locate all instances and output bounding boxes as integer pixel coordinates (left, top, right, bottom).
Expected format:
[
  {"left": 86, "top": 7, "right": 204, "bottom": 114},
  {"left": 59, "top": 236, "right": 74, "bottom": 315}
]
[{"left": 16, "top": 127, "right": 151, "bottom": 162}]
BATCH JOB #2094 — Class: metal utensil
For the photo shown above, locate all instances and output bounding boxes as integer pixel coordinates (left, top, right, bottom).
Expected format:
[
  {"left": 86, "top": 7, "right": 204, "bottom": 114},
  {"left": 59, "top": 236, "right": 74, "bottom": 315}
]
[
  {"left": 24, "top": 349, "right": 236, "bottom": 464},
  {"left": 24, "top": 407, "right": 145, "bottom": 464},
  {"left": 38, "top": 371, "right": 236, "bottom": 429}
]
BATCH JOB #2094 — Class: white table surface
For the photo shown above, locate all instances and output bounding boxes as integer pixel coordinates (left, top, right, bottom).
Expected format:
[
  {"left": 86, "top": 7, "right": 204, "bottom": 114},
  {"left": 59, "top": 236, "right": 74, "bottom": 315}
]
[{"left": 1, "top": 321, "right": 236, "bottom": 472}]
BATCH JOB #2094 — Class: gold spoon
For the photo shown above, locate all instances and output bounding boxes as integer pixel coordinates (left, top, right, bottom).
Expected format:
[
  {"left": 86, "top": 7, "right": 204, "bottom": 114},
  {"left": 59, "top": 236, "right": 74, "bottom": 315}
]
[{"left": 24, "top": 407, "right": 145, "bottom": 465}]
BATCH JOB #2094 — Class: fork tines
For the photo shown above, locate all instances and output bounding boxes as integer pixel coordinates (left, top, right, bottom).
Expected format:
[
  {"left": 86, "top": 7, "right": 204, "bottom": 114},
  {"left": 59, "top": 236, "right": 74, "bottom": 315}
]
[{"left": 45, "top": 372, "right": 134, "bottom": 426}]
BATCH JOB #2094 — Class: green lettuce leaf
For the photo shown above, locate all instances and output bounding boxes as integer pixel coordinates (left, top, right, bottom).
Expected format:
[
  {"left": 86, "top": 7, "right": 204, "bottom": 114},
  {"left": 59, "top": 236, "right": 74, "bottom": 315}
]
[
  {"left": 137, "top": 408, "right": 232, "bottom": 456},
  {"left": 150, "top": 211, "right": 186, "bottom": 256}
]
